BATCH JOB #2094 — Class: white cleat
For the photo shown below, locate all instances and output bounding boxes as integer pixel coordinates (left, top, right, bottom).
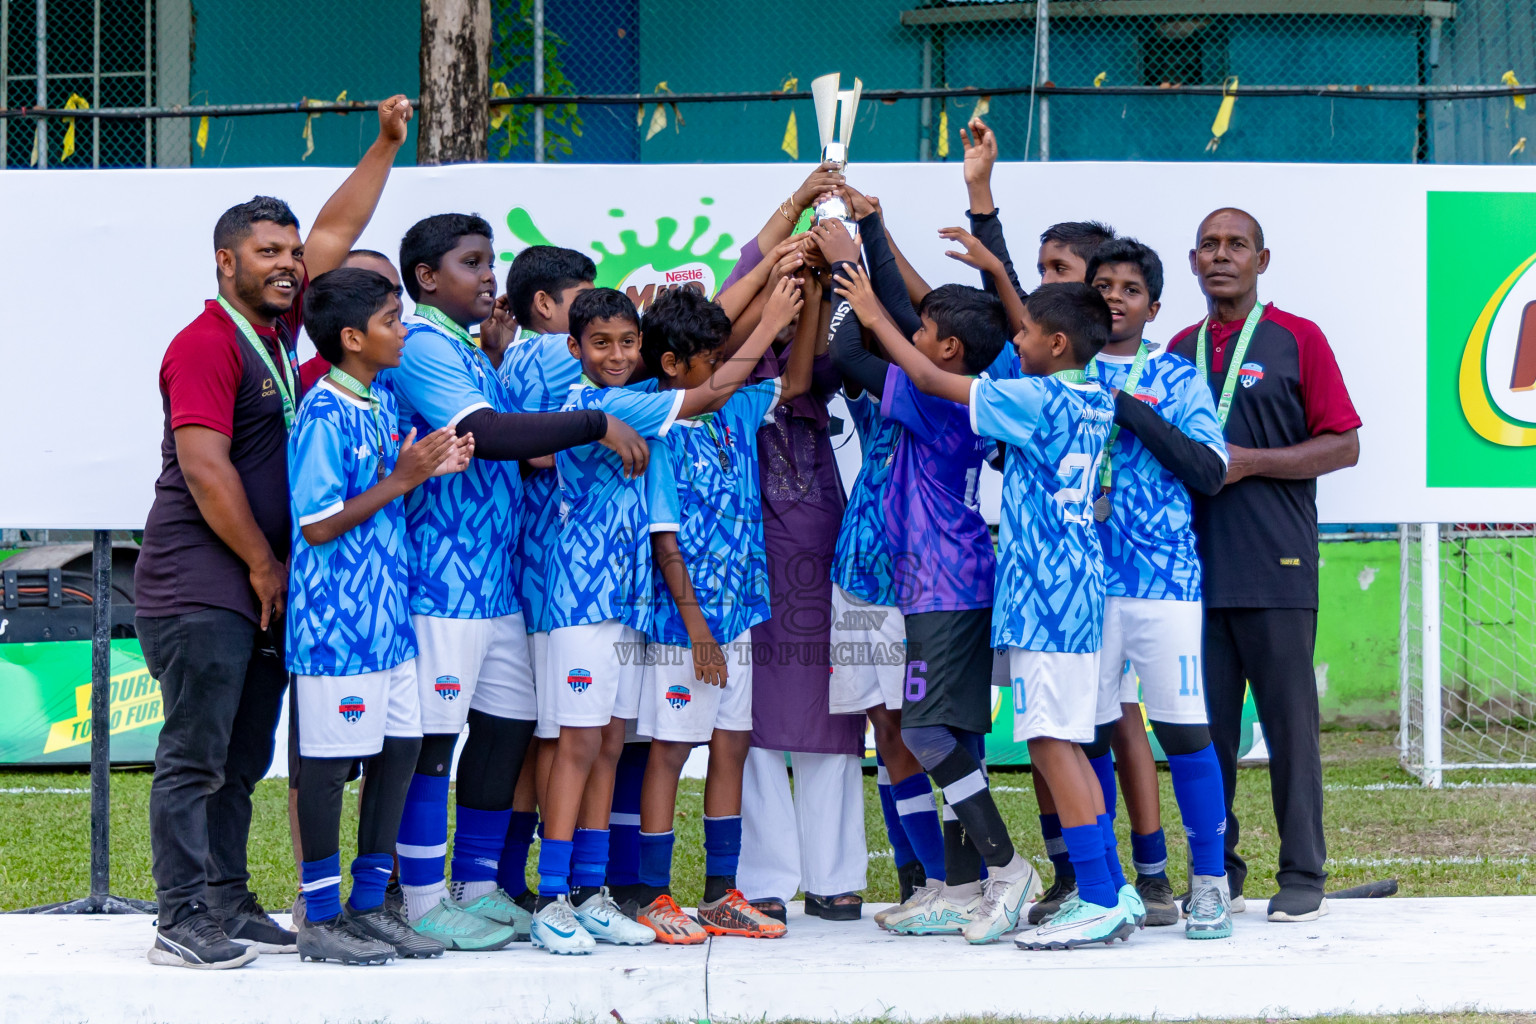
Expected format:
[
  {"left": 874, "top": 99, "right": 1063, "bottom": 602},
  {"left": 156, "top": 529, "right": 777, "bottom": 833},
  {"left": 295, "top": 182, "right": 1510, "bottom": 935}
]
[
  {"left": 573, "top": 887, "right": 656, "bottom": 945},
  {"left": 961, "top": 860, "right": 1042, "bottom": 945},
  {"left": 530, "top": 895, "right": 596, "bottom": 955}
]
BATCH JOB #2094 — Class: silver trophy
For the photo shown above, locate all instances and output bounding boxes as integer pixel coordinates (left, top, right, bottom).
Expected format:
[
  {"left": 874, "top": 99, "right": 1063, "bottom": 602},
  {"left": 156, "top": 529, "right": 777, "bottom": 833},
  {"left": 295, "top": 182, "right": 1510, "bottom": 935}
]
[{"left": 811, "top": 72, "right": 863, "bottom": 234}]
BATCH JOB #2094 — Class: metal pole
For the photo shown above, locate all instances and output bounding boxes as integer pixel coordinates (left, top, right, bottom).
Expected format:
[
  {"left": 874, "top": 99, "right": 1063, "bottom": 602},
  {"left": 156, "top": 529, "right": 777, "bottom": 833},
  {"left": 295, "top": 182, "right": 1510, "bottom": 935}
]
[
  {"left": 919, "top": 34, "right": 932, "bottom": 162},
  {"left": 35, "top": 0, "right": 46, "bottom": 168},
  {"left": 1037, "top": 0, "right": 1049, "bottom": 162},
  {"left": 2, "top": 0, "right": 11, "bottom": 168},
  {"left": 532, "top": 0, "right": 545, "bottom": 163},
  {"left": 143, "top": 0, "right": 151, "bottom": 164},
  {"left": 92, "top": 0, "right": 100, "bottom": 167},
  {"left": 1397, "top": 523, "right": 1411, "bottom": 767},
  {"left": 1420, "top": 522, "right": 1443, "bottom": 788},
  {"left": 88, "top": 529, "right": 112, "bottom": 902}
]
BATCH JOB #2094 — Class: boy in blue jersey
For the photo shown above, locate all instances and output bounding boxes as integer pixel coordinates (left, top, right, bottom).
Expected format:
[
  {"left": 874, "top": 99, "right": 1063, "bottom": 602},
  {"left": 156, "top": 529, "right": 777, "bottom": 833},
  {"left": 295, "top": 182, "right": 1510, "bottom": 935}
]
[
  {"left": 287, "top": 268, "right": 472, "bottom": 964},
  {"left": 380, "top": 215, "right": 649, "bottom": 951},
  {"left": 825, "top": 224, "right": 1044, "bottom": 946},
  {"left": 532, "top": 280, "right": 803, "bottom": 954},
  {"left": 631, "top": 279, "right": 820, "bottom": 944},
  {"left": 844, "top": 269, "right": 1145, "bottom": 950},
  {"left": 1084, "top": 239, "right": 1235, "bottom": 938}
]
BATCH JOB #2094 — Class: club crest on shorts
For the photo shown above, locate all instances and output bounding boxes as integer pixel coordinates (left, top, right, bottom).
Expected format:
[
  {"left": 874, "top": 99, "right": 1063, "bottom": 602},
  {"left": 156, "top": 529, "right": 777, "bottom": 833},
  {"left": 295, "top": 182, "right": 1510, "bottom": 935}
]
[
  {"left": 1238, "top": 362, "right": 1265, "bottom": 388},
  {"left": 665, "top": 684, "right": 692, "bottom": 709},
  {"left": 434, "top": 675, "right": 461, "bottom": 701},
  {"left": 567, "top": 668, "right": 593, "bottom": 693},
  {"left": 338, "top": 696, "right": 366, "bottom": 722}
]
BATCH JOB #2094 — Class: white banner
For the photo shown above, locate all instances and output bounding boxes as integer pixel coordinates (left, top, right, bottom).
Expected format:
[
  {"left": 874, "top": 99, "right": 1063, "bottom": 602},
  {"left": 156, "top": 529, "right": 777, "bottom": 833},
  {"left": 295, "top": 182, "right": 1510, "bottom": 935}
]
[{"left": 2, "top": 160, "right": 1534, "bottom": 529}]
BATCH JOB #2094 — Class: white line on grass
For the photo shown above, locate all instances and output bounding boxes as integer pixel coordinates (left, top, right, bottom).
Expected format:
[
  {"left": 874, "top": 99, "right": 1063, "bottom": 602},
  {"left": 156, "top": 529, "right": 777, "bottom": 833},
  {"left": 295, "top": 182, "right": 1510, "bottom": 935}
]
[
  {"left": 1329, "top": 855, "right": 1533, "bottom": 867},
  {"left": 1325, "top": 780, "right": 1536, "bottom": 791},
  {"left": 0, "top": 787, "right": 89, "bottom": 795}
]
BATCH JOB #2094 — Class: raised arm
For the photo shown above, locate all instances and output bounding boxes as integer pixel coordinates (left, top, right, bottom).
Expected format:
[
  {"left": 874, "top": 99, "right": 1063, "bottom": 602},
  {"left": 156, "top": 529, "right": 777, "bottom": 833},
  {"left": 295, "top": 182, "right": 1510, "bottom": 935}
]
[
  {"left": 303, "top": 96, "right": 412, "bottom": 278},
  {"left": 852, "top": 211, "right": 923, "bottom": 340},
  {"left": 832, "top": 263, "right": 972, "bottom": 407},
  {"left": 827, "top": 262, "right": 891, "bottom": 399},
  {"left": 680, "top": 276, "right": 804, "bottom": 418},
  {"left": 778, "top": 270, "right": 824, "bottom": 403},
  {"left": 961, "top": 118, "right": 1025, "bottom": 299},
  {"left": 941, "top": 226, "right": 1026, "bottom": 335}
]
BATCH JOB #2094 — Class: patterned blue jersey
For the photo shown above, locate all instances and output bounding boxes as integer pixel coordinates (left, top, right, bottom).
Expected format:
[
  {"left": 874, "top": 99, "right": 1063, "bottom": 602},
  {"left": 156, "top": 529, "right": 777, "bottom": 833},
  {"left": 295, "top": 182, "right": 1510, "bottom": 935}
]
[
  {"left": 379, "top": 318, "right": 521, "bottom": 619},
  {"left": 647, "top": 381, "right": 780, "bottom": 646},
  {"left": 499, "top": 332, "right": 582, "bottom": 632},
  {"left": 831, "top": 391, "right": 902, "bottom": 607},
  {"left": 1090, "top": 350, "right": 1227, "bottom": 602},
  {"left": 971, "top": 374, "right": 1115, "bottom": 652},
  {"left": 546, "top": 382, "right": 686, "bottom": 633},
  {"left": 285, "top": 380, "right": 415, "bottom": 675}
]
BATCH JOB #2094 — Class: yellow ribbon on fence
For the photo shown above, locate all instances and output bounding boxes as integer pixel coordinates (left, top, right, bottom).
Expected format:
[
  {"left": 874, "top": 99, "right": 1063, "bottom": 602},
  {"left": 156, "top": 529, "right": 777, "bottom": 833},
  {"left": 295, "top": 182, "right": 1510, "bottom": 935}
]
[
  {"left": 1207, "top": 76, "right": 1239, "bottom": 152},
  {"left": 301, "top": 90, "right": 347, "bottom": 160},
  {"left": 937, "top": 107, "right": 950, "bottom": 158},
  {"left": 490, "top": 81, "right": 512, "bottom": 131},
  {"left": 196, "top": 115, "right": 210, "bottom": 153},
  {"left": 1503, "top": 71, "right": 1526, "bottom": 110},
  {"left": 780, "top": 77, "right": 799, "bottom": 159},
  {"left": 59, "top": 94, "right": 90, "bottom": 161},
  {"left": 641, "top": 82, "right": 678, "bottom": 141}
]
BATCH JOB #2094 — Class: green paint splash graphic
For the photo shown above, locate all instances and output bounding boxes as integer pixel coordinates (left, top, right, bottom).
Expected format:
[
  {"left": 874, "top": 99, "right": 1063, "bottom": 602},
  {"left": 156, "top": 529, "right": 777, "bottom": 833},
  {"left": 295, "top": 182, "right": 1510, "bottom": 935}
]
[{"left": 501, "top": 200, "right": 738, "bottom": 292}]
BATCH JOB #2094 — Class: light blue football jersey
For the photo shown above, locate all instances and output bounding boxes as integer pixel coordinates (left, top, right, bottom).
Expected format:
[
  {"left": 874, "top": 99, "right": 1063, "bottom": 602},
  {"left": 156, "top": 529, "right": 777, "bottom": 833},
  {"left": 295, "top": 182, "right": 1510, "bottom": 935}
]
[
  {"left": 647, "top": 381, "right": 780, "bottom": 646},
  {"left": 1090, "top": 349, "right": 1227, "bottom": 602},
  {"left": 546, "top": 381, "right": 686, "bottom": 633},
  {"left": 286, "top": 380, "right": 416, "bottom": 675},
  {"left": 379, "top": 317, "right": 521, "bottom": 619},
  {"left": 970, "top": 374, "right": 1115, "bottom": 653},
  {"left": 831, "top": 391, "right": 902, "bottom": 608},
  {"left": 499, "top": 332, "right": 583, "bottom": 633}
]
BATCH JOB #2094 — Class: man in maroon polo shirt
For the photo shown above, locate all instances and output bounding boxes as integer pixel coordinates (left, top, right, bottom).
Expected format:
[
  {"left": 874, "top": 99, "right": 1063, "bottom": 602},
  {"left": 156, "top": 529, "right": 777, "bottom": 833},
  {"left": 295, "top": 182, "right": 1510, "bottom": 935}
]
[
  {"left": 1168, "top": 208, "right": 1361, "bottom": 925},
  {"left": 134, "top": 97, "right": 411, "bottom": 969}
]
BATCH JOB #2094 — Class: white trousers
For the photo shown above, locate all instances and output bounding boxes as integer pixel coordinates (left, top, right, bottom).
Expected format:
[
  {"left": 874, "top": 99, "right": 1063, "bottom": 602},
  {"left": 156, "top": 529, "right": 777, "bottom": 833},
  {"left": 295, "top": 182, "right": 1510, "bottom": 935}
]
[{"left": 738, "top": 747, "right": 868, "bottom": 902}]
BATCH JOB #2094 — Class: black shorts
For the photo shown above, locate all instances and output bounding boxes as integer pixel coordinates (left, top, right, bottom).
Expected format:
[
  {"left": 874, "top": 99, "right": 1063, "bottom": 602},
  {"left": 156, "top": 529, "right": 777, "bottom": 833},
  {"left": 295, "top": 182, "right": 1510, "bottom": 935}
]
[
  {"left": 900, "top": 608, "right": 995, "bottom": 735},
  {"left": 287, "top": 682, "right": 363, "bottom": 788}
]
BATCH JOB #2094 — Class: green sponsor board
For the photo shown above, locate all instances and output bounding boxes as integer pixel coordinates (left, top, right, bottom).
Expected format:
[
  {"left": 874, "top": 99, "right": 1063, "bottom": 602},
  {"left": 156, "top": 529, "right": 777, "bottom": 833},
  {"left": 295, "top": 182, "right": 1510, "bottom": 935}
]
[
  {"left": 0, "top": 640, "right": 163, "bottom": 764},
  {"left": 1427, "top": 191, "right": 1536, "bottom": 485}
]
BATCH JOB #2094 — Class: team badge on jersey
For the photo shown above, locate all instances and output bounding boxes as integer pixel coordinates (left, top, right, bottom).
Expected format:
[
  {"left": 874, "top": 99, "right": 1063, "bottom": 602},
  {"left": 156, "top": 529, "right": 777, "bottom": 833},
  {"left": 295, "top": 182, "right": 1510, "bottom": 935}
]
[
  {"left": 567, "top": 668, "right": 593, "bottom": 693},
  {"left": 665, "top": 684, "right": 692, "bottom": 709},
  {"left": 434, "top": 675, "right": 461, "bottom": 701},
  {"left": 338, "top": 696, "right": 366, "bottom": 722},
  {"left": 1133, "top": 386, "right": 1161, "bottom": 405},
  {"left": 1239, "top": 362, "right": 1265, "bottom": 388}
]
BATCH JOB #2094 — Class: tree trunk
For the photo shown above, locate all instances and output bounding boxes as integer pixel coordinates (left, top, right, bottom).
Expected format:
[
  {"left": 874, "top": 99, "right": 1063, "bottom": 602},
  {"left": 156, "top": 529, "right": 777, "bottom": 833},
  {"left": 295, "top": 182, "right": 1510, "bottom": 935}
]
[{"left": 418, "top": 0, "right": 491, "bottom": 165}]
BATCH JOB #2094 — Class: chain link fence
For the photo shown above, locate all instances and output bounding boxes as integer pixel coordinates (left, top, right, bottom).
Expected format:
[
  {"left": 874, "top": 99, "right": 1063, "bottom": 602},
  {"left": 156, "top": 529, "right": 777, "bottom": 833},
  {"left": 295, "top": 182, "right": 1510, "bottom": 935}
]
[
  {"left": 1401, "top": 523, "right": 1536, "bottom": 785},
  {"left": 6, "top": 0, "right": 1536, "bottom": 168}
]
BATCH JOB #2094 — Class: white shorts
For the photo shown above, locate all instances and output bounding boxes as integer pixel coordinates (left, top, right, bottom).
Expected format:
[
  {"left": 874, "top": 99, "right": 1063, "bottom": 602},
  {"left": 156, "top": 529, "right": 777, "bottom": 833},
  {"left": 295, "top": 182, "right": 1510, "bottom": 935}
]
[
  {"left": 545, "top": 619, "right": 646, "bottom": 729},
  {"left": 532, "top": 631, "right": 558, "bottom": 739},
  {"left": 413, "top": 612, "right": 537, "bottom": 733},
  {"left": 638, "top": 630, "right": 755, "bottom": 742},
  {"left": 1009, "top": 647, "right": 1101, "bottom": 744},
  {"left": 297, "top": 660, "right": 421, "bottom": 758},
  {"left": 827, "top": 585, "right": 906, "bottom": 714},
  {"left": 1098, "top": 596, "right": 1208, "bottom": 727}
]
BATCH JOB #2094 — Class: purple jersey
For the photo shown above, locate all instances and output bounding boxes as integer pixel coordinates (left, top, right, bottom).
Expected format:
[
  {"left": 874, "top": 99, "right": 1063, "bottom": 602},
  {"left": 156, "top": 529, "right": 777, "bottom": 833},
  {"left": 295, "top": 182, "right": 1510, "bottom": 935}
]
[{"left": 880, "top": 364, "right": 995, "bottom": 615}]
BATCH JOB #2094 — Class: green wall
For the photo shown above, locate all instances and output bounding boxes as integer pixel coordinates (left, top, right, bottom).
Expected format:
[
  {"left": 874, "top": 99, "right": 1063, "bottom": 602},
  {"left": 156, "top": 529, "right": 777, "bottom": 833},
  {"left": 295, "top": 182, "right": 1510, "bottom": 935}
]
[{"left": 1316, "top": 540, "right": 1400, "bottom": 721}]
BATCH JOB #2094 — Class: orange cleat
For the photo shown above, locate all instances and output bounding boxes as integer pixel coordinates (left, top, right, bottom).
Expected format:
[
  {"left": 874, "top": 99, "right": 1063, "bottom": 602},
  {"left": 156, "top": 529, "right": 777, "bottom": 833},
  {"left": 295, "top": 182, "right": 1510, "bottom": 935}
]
[
  {"left": 697, "top": 889, "right": 788, "bottom": 938},
  {"left": 637, "top": 894, "right": 707, "bottom": 945}
]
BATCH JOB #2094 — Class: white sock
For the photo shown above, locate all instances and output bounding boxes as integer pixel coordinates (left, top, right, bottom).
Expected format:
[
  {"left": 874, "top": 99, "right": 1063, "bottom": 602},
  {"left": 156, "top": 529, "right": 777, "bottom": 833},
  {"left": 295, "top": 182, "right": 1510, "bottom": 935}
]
[
  {"left": 403, "top": 881, "right": 449, "bottom": 923},
  {"left": 992, "top": 852, "right": 1029, "bottom": 883},
  {"left": 944, "top": 879, "right": 982, "bottom": 901},
  {"left": 452, "top": 879, "right": 497, "bottom": 903}
]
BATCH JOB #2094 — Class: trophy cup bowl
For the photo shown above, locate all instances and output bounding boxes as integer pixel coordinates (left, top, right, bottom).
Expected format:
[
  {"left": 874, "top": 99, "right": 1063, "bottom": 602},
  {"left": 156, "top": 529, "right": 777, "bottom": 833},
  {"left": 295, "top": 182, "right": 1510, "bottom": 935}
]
[{"left": 811, "top": 72, "right": 862, "bottom": 234}]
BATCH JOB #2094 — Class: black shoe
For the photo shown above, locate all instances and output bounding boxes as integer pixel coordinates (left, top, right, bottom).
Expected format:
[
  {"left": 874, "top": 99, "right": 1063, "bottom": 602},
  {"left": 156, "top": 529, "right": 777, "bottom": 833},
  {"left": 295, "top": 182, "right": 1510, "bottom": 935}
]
[
  {"left": 346, "top": 904, "right": 446, "bottom": 959},
  {"left": 896, "top": 860, "right": 927, "bottom": 905},
  {"left": 511, "top": 887, "right": 537, "bottom": 914},
  {"left": 384, "top": 879, "right": 405, "bottom": 918},
  {"left": 214, "top": 891, "right": 298, "bottom": 953},
  {"left": 607, "top": 882, "right": 642, "bottom": 919},
  {"left": 1135, "top": 874, "right": 1180, "bottom": 926},
  {"left": 1028, "top": 874, "right": 1077, "bottom": 925},
  {"left": 297, "top": 913, "right": 395, "bottom": 965},
  {"left": 1267, "top": 887, "right": 1328, "bottom": 922},
  {"left": 148, "top": 905, "right": 259, "bottom": 970}
]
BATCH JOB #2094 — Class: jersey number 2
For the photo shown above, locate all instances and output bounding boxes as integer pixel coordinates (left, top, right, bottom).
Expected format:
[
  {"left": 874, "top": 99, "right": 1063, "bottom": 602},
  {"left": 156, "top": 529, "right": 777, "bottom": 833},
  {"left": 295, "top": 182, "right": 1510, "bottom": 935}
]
[{"left": 1052, "top": 452, "right": 1100, "bottom": 524}]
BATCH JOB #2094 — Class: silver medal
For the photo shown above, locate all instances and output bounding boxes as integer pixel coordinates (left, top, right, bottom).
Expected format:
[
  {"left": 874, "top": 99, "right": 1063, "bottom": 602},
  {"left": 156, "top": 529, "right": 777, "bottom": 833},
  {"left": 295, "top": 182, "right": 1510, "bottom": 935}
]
[{"left": 1092, "top": 492, "right": 1113, "bottom": 522}]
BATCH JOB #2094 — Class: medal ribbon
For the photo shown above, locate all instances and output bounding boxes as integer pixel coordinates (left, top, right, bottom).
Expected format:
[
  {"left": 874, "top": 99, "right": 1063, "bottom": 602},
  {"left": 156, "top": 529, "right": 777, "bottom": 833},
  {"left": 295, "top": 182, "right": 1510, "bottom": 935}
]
[
  {"left": 700, "top": 415, "right": 732, "bottom": 472},
  {"left": 218, "top": 296, "right": 296, "bottom": 430},
  {"left": 327, "top": 367, "right": 388, "bottom": 476},
  {"left": 1088, "top": 343, "right": 1150, "bottom": 493},
  {"left": 1196, "top": 301, "right": 1268, "bottom": 428},
  {"left": 1052, "top": 367, "right": 1087, "bottom": 383},
  {"left": 413, "top": 304, "right": 476, "bottom": 348}
]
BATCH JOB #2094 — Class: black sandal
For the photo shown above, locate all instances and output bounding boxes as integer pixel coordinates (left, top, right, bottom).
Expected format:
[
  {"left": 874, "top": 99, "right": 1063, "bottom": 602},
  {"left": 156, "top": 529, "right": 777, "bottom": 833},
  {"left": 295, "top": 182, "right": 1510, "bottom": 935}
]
[
  {"left": 750, "top": 897, "right": 787, "bottom": 924},
  {"left": 804, "top": 891, "right": 863, "bottom": 921}
]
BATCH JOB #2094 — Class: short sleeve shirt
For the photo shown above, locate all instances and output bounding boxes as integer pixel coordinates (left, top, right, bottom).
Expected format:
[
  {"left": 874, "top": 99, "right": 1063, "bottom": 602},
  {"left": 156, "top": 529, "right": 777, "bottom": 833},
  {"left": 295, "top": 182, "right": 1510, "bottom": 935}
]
[
  {"left": 1167, "top": 305, "right": 1361, "bottom": 609},
  {"left": 881, "top": 365, "right": 995, "bottom": 616},
  {"left": 285, "top": 380, "right": 415, "bottom": 676},
  {"left": 647, "top": 381, "right": 781, "bottom": 646},
  {"left": 831, "top": 391, "right": 902, "bottom": 608},
  {"left": 970, "top": 374, "right": 1115, "bottom": 652}
]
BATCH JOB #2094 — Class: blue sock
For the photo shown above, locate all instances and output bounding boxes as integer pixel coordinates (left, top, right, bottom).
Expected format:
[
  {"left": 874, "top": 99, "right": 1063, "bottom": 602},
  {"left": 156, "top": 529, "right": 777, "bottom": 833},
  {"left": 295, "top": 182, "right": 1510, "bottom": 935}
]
[
  {"left": 451, "top": 806, "right": 511, "bottom": 884},
  {"left": 396, "top": 774, "right": 450, "bottom": 887},
  {"left": 1098, "top": 812, "right": 1127, "bottom": 890},
  {"left": 893, "top": 773, "right": 945, "bottom": 881},
  {"left": 1039, "top": 813, "right": 1073, "bottom": 880},
  {"left": 703, "top": 815, "right": 742, "bottom": 878},
  {"left": 1063, "top": 824, "right": 1115, "bottom": 909},
  {"left": 1168, "top": 744, "right": 1228, "bottom": 878},
  {"left": 877, "top": 758, "right": 918, "bottom": 868},
  {"left": 571, "top": 828, "right": 610, "bottom": 890},
  {"left": 348, "top": 852, "right": 394, "bottom": 913},
  {"left": 608, "top": 744, "right": 648, "bottom": 887},
  {"left": 1088, "top": 752, "right": 1117, "bottom": 819},
  {"left": 537, "top": 838, "right": 574, "bottom": 898},
  {"left": 1131, "top": 828, "right": 1168, "bottom": 878},
  {"left": 639, "top": 830, "right": 675, "bottom": 890},
  {"left": 301, "top": 852, "right": 343, "bottom": 922},
  {"left": 497, "top": 811, "right": 538, "bottom": 894}
]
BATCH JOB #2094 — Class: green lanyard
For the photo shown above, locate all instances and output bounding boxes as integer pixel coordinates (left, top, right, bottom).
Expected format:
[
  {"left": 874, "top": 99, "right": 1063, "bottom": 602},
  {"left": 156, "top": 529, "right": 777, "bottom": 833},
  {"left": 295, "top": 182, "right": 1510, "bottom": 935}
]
[
  {"left": 700, "top": 415, "right": 732, "bottom": 473},
  {"left": 326, "top": 367, "right": 389, "bottom": 481},
  {"left": 1052, "top": 367, "right": 1087, "bottom": 383},
  {"left": 218, "top": 296, "right": 296, "bottom": 430},
  {"left": 414, "top": 304, "right": 476, "bottom": 348},
  {"left": 1196, "top": 301, "right": 1268, "bottom": 428},
  {"left": 1088, "top": 344, "right": 1150, "bottom": 492}
]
